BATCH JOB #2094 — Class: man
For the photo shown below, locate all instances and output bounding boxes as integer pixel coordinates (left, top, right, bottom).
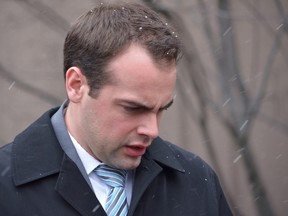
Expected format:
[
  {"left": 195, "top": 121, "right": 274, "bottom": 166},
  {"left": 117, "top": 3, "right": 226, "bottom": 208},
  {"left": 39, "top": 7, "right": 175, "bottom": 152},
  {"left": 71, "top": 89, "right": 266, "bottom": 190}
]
[{"left": 0, "top": 2, "right": 233, "bottom": 216}]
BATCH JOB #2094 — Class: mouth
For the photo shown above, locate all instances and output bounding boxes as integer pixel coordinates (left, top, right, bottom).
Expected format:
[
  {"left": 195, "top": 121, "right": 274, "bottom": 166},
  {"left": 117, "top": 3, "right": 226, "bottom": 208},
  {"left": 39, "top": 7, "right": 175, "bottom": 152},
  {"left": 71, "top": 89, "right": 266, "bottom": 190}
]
[{"left": 124, "top": 144, "right": 148, "bottom": 157}]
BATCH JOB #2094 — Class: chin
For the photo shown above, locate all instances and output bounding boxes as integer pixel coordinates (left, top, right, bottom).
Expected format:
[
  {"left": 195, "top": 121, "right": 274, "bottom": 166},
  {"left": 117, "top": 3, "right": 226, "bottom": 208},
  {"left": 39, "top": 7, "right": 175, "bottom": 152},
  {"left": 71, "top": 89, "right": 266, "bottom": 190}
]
[{"left": 120, "top": 157, "right": 142, "bottom": 170}]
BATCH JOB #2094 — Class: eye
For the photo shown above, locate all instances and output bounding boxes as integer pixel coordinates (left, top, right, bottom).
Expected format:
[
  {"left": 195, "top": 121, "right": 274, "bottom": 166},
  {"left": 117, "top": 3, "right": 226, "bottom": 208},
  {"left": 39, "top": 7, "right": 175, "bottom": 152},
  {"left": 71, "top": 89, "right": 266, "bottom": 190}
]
[
  {"left": 159, "top": 107, "right": 169, "bottom": 112},
  {"left": 123, "top": 106, "right": 144, "bottom": 113},
  {"left": 157, "top": 107, "right": 167, "bottom": 116}
]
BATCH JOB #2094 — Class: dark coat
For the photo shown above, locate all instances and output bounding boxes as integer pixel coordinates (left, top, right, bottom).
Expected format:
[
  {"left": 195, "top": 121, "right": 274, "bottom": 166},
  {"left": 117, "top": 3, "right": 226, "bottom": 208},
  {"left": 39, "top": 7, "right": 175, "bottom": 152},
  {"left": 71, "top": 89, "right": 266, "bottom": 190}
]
[{"left": 0, "top": 108, "right": 233, "bottom": 216}]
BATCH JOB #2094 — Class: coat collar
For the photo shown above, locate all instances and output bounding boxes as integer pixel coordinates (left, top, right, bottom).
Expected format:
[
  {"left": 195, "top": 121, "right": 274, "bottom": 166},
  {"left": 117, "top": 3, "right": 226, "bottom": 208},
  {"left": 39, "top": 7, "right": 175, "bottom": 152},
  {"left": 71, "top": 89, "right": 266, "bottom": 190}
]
[
  {"left": 12, "top": 108, "right": 107, "bottom": 216},
  {"left": 147, "top": 137, "right": 186, "bottom": 173},
  {"left": 12, "top": 107, "right": 62, "bottom": 186}
]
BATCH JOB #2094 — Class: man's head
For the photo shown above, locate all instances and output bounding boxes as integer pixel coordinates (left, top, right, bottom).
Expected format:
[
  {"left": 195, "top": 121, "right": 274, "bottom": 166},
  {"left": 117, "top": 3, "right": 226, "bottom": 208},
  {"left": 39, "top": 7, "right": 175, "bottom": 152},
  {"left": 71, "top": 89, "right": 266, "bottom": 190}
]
[
  {"left": 64, "top": 2, "right": 182, "bottom": 97},
  {"left": 64, "top": 2, "right": 182, "bottom": 170}
]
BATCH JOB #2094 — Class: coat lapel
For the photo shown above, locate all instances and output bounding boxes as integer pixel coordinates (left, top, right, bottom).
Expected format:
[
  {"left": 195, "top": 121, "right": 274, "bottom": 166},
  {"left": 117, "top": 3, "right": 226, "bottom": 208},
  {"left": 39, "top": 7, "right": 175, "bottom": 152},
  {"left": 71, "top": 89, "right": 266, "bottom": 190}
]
[
  {"left": 128, "top": 137, "right": 185, "bottom": 216},
  {"left": 128, "top": 156, "right": 163, "bottom": 216},
  {"left": 12, "top": 109, "right": 107, "bottom": 216},
  {"left": 55, "top": 154, "right": 107, "bottom": 216}
]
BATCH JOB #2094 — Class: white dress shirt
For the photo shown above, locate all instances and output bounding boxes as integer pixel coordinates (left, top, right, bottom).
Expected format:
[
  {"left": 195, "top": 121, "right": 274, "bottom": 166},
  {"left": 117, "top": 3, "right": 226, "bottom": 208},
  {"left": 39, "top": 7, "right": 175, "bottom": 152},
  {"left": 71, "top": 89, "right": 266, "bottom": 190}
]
[{"left": 68, "top": 133, "right": 133, "bottom": 208}]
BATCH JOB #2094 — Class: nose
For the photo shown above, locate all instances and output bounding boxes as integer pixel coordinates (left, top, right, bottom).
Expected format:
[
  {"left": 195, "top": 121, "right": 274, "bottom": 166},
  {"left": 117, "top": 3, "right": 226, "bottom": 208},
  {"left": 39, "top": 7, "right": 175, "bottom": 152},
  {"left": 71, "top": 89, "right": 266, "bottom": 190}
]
[{"left": 137, "top": 113, "right": 159, "bottom": 140}]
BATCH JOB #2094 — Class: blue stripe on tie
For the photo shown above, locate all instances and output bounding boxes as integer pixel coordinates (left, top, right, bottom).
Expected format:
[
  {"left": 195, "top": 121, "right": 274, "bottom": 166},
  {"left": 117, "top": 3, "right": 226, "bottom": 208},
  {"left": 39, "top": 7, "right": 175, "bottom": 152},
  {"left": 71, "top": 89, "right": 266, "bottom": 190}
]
[{"left": 94, "top": 165, "right": 128, "bottom": 216}]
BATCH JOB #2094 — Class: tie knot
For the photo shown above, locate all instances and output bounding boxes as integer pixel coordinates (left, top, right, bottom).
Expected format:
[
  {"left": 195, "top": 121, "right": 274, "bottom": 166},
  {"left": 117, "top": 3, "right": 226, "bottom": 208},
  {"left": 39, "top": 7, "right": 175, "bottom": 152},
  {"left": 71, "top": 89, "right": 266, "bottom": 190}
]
[{"left": 95, "top": 165, "right": 127, "bottom": 188}]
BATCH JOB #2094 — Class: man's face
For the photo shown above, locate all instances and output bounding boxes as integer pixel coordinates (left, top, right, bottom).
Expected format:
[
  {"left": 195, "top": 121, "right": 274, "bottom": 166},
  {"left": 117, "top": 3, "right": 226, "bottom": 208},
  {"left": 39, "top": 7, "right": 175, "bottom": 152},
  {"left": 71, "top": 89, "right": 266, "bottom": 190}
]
[{"left": 68, "top": 44, "right": 176, "bottom": 170}]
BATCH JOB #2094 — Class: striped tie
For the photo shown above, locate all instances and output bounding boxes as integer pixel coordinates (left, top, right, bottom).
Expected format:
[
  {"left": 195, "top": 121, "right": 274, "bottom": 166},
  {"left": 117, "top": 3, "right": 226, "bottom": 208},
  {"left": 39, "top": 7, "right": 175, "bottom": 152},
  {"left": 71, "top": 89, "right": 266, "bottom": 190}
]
[{"left": 95, "top": 165, "right": 128, "bottom": 216}]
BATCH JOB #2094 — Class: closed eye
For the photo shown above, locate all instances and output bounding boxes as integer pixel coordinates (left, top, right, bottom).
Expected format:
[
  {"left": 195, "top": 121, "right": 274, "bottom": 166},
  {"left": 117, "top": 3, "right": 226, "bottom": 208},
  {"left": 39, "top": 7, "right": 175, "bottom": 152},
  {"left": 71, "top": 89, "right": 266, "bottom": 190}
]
[
  {"left": 159, "top": 99, "right": 174, "bottom": 111},
  {"left": 123, "top": 106, "right": 148, "bottom": 113},
  {"left": 117, "top": 97, "right": 174, "bottom": 114}
]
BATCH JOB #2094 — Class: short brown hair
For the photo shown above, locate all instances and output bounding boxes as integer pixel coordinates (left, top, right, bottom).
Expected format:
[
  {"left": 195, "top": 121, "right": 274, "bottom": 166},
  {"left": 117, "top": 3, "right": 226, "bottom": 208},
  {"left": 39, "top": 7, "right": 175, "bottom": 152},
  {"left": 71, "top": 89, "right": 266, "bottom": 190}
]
[{"left": 64, "top": 2, "right": 182, "bottom": 96}]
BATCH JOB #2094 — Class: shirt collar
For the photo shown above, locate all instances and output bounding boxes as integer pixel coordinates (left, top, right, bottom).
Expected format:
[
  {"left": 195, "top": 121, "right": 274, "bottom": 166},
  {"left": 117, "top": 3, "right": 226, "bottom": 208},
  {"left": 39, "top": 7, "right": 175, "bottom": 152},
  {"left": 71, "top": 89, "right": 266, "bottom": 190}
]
[{"left": 69, "top": 133, "right": 102, "bottom": 175}]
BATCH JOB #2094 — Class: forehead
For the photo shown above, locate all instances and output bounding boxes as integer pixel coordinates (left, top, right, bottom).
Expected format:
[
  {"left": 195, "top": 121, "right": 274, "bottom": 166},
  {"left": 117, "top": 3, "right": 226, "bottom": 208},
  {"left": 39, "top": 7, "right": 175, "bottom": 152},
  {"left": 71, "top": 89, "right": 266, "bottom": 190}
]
[
  {"left": 106, "top": 44, "right": 176, "bottom": 83},
  {"left": 102, "top": 44, "right": 176, "bottom": 105}
]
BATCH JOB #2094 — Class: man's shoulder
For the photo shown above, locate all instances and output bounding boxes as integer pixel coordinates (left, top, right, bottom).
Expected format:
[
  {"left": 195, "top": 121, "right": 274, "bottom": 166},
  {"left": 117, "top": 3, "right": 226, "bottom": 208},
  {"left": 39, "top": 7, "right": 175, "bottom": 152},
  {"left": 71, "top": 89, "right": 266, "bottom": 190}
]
[
  {"left": 167, "top": 140, "right": 213, "bottom": 170},
  {"left": 0, "top": 142, "right": 13, "bottom": 167},
  {"left": 7, "top": 107, "right": 59, "bottom": 143},
  {"left": 0, "top": 107, "right": 61, "bottom": 174}
]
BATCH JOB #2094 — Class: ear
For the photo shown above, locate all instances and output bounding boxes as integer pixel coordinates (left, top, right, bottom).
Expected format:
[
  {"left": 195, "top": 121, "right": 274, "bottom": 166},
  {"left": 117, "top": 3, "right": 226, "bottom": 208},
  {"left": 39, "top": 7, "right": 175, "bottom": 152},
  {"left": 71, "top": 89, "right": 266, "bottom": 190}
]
[{"left": 65, "top": 67, "right": 87, "bottom": 103}]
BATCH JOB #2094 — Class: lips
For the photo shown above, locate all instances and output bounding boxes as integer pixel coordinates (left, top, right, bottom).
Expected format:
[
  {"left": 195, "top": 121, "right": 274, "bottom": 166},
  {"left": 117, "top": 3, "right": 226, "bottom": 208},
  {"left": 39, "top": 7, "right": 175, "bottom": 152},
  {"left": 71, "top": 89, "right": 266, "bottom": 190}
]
[{"left": 125, "top": 144, "right": 148, "bottom": 157}]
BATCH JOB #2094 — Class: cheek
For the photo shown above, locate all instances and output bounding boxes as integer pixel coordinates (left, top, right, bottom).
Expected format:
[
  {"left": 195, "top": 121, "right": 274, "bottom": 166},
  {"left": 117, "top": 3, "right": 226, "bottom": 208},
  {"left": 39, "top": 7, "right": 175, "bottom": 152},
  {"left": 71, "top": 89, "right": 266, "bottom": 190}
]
[
  {"left": 107, "top": 115, "right": 140, "bottom": 138},
  {"left": 86, "top": 103, "right": 141, "bottom": 138},
  {"left": 110, "top": 119, "right": 136, "bottom": 134}
]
